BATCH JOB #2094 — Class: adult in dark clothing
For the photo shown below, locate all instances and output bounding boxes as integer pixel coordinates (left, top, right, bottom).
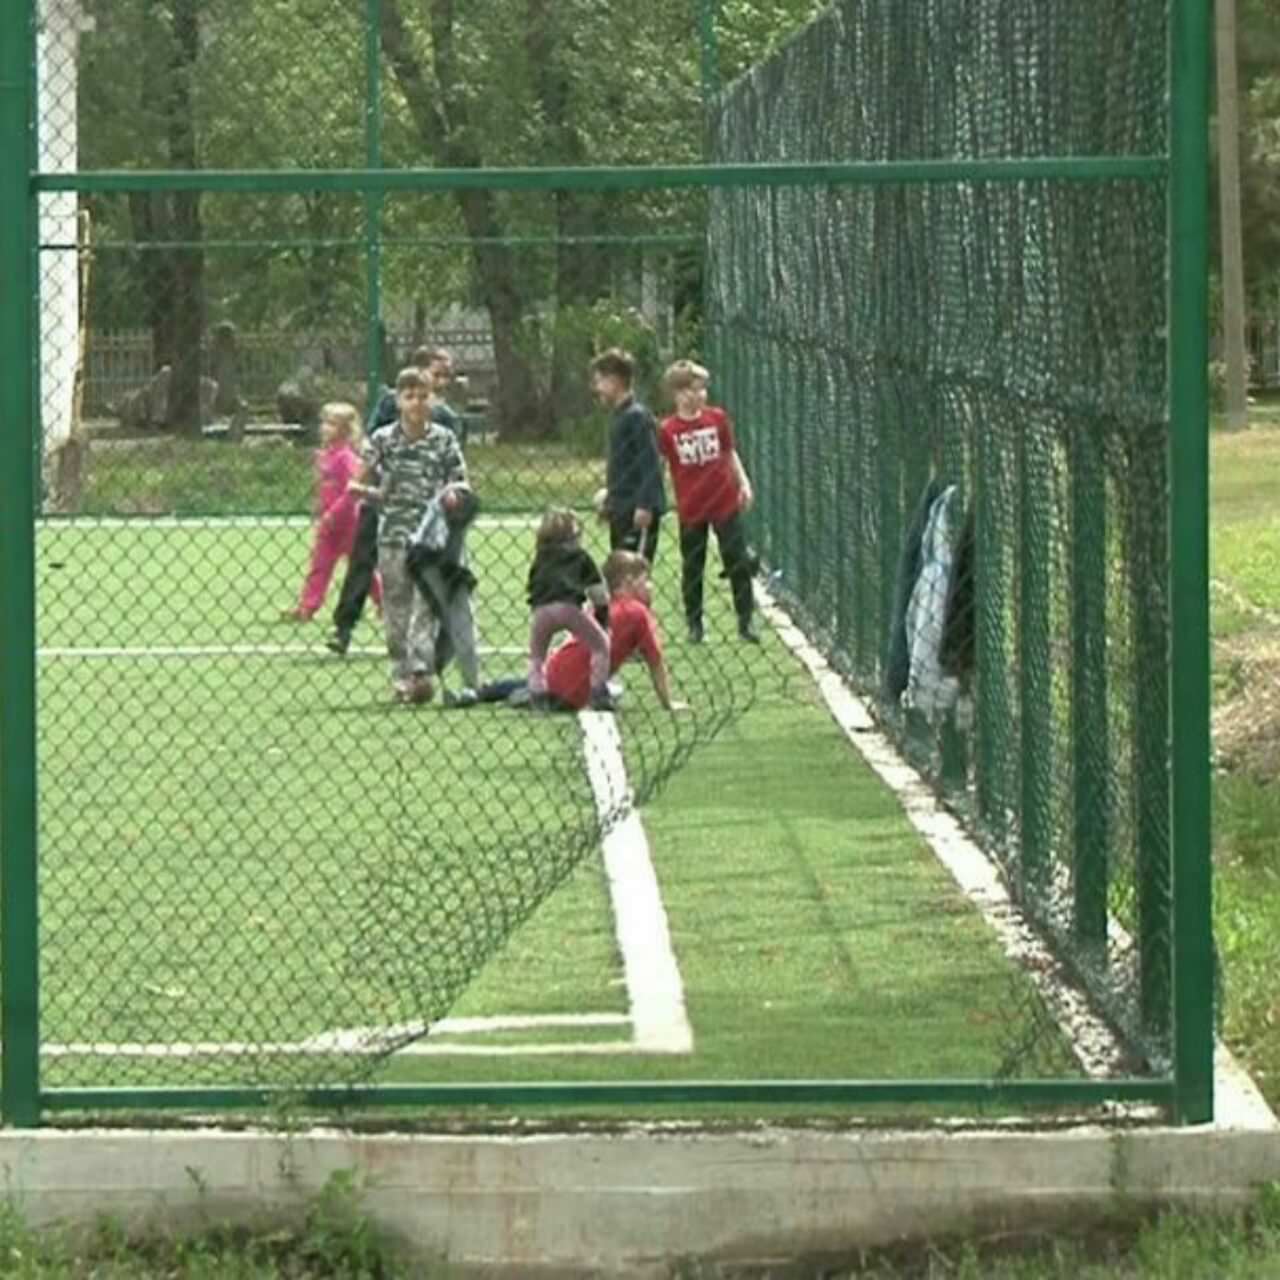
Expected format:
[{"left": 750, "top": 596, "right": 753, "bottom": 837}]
[
  {"left": 327, "top": 347, "right": 459, "bottom": 656},
  {"left": 590, "top": 347, "right": 666, "bottom": 565}
]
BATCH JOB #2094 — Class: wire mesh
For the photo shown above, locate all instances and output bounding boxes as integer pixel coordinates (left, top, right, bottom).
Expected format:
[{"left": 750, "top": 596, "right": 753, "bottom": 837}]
[{"left": 19, "top": 0, "right": 1190, "bottom": 1105}]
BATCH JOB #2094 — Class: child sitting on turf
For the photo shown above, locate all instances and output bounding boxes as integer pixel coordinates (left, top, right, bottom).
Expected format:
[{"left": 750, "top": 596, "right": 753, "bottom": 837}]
[
  {"left": 281, "top": 402, "right": 382, "bottom": 622},
  {"left": 465, "top": 550, "right": 688, "bottom": 714},
  {"left": 525, "top": 508, "right": 611, "bottom": 704}
]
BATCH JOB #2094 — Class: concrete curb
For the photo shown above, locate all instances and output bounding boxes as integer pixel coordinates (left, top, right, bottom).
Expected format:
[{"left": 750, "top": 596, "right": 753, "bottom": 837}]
[{"left": 4, "top": 1124, "right": 1280, "bottom": 1275}]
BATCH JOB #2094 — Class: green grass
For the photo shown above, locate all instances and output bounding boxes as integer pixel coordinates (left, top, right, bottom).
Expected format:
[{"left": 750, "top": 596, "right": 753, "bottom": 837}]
[
  {"left": 33, "top": 513, "right": 1073, "bottom": 1105},
  {"left": 3, "top": 1184, "right": 1280, "bottom": 1278},
  {"left": 76, "top": 437, "right": 602, "bottom": 517},
  {"left": 828, "top": 1190, "right": 1280, "bottom": 1279},
  {"left": 1210, "top": 401, "right": 1280, "bottom": 1111}
]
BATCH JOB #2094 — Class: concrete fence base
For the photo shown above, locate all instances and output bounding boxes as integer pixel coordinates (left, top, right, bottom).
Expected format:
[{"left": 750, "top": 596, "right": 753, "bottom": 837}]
[{"left": 3, "top": 1122, "right": 1280, "bottom": 1276}]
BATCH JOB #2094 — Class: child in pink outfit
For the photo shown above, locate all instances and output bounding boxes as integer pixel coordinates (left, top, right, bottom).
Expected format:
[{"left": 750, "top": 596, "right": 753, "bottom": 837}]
[{"left": 283, "top": 403, "right": 383, "bottom": 621}]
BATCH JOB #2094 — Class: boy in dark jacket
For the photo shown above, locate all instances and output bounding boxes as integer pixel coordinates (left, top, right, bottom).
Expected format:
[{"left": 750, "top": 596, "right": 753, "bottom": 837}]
[{"left": 590, "top": 348, "right": 666, "bottom": 565}]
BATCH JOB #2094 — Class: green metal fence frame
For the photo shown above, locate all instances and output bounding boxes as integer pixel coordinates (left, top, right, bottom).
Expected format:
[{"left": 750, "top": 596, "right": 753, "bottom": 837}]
[{"left": 0, "top": 0, "right": 1212, "bottom": 1126}]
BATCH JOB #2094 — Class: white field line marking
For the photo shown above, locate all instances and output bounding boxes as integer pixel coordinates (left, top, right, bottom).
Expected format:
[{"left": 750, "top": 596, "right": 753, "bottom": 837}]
[
  {"left": 758, "top": 590, "right": 1131, "bottom": 1079},
  {"left": 38, "top": 515, "right": 541, "bottom": 531},
  {"left": 43, "top": 1041, "right": 638, "bottom": 1060},
  {"left": 759, "top": 588, "right": 1278, "bottom": 1129},
  {"left": 37, "top": 644, "right": 526, "bottom": 660},
  {"left": 578, "top": 710, "right": 694, "bottom": 1055},
  {"left": 43, "top": 1013, "right": 632, "bottom": 1060}
]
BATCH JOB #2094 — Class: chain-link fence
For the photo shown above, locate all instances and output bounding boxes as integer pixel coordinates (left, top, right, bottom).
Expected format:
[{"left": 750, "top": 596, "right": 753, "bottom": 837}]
[
  {"left": 707, "top": 0, "right": 1205, "bottom": 1085},
  {"left": 1, "top": 0, "right": 1212, "bottom": 1120}
]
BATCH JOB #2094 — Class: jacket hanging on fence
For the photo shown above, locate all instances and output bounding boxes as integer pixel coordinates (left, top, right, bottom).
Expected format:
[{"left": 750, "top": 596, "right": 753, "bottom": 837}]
[
  {"left": 903, "top": 484, "right": 962, "bottom": 719},
  {"left": 884, "top": 477, "right": 945, "bottom": 702},
  {"left": 939, "top": 503, "right": 975, "bottom": 683}
]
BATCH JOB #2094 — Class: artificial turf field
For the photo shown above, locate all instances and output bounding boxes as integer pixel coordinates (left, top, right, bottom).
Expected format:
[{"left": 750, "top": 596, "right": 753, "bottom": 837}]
[{"left": 31, "top": 515, "right": 1076, "bottom": 1097}]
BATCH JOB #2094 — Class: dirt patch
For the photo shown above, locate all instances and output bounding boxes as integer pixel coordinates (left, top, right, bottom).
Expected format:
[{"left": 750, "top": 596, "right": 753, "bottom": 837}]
[{"left": 1214, "top": 629, "right": 1280, "bottom": 780}]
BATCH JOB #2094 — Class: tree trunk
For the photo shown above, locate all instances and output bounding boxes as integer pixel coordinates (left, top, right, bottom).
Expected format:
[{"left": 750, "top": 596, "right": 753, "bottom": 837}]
[
  {"left": 1216, "top": 0, "right": 1249, "bottom": 430},
  {"left": 165, "top": 0, "right": 205, "bottom": 437},
  {"left": 379, "top": 0, "right": 550, "bottom": 439},
  {"left": 461, "top": 197, "right": 549, "bottom": 436},
  {"left": 528, "top": 0, "right": 608, "bottom": 424}
]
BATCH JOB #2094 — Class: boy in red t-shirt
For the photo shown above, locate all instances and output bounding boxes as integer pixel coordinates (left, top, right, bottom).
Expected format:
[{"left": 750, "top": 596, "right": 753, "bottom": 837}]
[
  {"left": 657, "top": 360, "right": 760, "bottom": 644},
  {"left": 544, "top": 550, "right": 686, "bottom": 711},
  {"left": 462, "top": 550, "right": 688, "bottom": 714}
]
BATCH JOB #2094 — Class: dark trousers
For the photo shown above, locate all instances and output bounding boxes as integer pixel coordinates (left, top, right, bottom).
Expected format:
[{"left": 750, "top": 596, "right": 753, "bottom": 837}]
[
  {"left": 332, "top": 502, "right": 380, "bottom": 635},
  {"left": 680, "top": 512, "right": 755, "bottom": 628},
  {"left": 609, "top": 512, "right": 663, "bottom": 566}
]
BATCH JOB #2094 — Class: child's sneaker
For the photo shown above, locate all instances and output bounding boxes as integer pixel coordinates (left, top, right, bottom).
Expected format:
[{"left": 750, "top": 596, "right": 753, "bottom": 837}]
[
  {"left": 281, "top": 606, "right": 312, "bottom": 622},
  {"left": 325, "top": 628, "right": 351, "bottom": 656},
  {"left": 687, "top": 620, "right": 704, "bottom": 644},
  {"left": 443, "top": 687, "right": 479, "bottom": 709},
  {"left": 738, "top": 622, "right": 761, "bottom": 644},
  {"left": 589, "top": 686, "right": 618, "bottom": 712}
]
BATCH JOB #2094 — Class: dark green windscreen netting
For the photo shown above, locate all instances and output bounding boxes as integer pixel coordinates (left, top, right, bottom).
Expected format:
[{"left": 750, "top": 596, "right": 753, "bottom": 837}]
[{"left": 707, "top": 0, "right": 1173, "bottom": 1064}]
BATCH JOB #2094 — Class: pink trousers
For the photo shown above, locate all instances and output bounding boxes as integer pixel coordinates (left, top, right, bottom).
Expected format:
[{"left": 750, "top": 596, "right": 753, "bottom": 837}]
[
  {"left": 298, "top": 516, "right": 382, "bottom": 617},
  {"left": 528, "top": 602, "right": 609, "bottom": 694}
]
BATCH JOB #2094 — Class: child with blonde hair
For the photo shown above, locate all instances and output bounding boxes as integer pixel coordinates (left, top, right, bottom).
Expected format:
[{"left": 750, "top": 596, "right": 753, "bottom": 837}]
[
  {"left": 526, "top": 508, "right": 610, "bottom": 707},
  {"left": 657, "top": 359, "right": 759, "bottom": 644},
  {"left": 282, "top": 402, "right": 381, "bottom": 621}
]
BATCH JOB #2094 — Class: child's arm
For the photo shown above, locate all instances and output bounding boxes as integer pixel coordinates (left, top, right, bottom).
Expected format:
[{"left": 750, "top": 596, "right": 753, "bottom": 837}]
[
  {"left": 350, "top": 432, "right": 385, "bottom": 500},
  {"left": 322, "top": 452, "right": 361, "bottom": 523},
  {"left": 347, "top": 462, "right": 381, "bottom": 500},
  {"left": 446, "top": 436, "right": 468, "bottom": 488},
  {"left": 634, "top": 608, "right": 687, "bottom": 711},
  {"left": 578, "top": 552, "right": 610, "bottom": 628},
  {"left": 648, "top": 658, "right": 689, "bottom": 713},
  {"left": 732, "top": 450, "right": 754, "bottom": 511}
]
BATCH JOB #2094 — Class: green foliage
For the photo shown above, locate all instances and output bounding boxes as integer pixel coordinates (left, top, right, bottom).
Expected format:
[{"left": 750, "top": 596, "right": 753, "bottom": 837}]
[
  {"left": 715, "top": 0, "right": 832, "bottom": 85},
  {"left": 72, "top": 2, "right": 826, "bottom": 333},
  {"left": 78, "top": 436, "right": 604, "bottom": 515},
  {"left": 0, "top": 1171, "right": 415, "bottom": 1277},
  {"left": 82, "top": 440, "right": 313, "bottom": 516},
  {"left": 1215, "top": 0, "right": 1280, "bottom": 318},
  {"left": 1210, "top": 405, "right": 1280, "bottom": 1112}
]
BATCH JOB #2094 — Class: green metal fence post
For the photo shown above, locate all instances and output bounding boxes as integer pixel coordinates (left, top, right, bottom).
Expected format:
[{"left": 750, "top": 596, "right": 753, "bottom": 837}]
[
  {"left": 1018, "top": 413, "right": 1052, "bottom": 899},
  {"left": 1132, "top": 446, "right": 1172, "bottom": 1049},
  {"left": 1071, "top": 420, "right": 1109, "bottom": 961},
  {"left": 365, "top": 0, "right": 384, "bottom": 409},
  {"left": 974, "top": 393, "right": 1012, "bottom": 853},
  {"left": 0, "top": 0, "right": 43, "bottom": 1129},
  {"left": 1168, "top": 0, "right": 1214, "bottom": 1125}
]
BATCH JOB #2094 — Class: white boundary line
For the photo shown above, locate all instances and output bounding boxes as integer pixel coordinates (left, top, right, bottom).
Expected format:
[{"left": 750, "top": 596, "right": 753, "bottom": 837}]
[
  {"left": 758, "top": 589, "right": 1278, "bottom": 1130},
  {"left": 37, "top": 644, "right": 526, "bottom": 660},
  {"left": 41, "top": 718, "right": 698, "bottom": 1062},
  {"left": 38, "top": 515, "right": 542, "bottom": 530},
  {"left": 579, "top": 710, "right": 694, "bottom": 1055},
  {"left": 44, "top": 1014, "right": 633, "bottom": 1060}
]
